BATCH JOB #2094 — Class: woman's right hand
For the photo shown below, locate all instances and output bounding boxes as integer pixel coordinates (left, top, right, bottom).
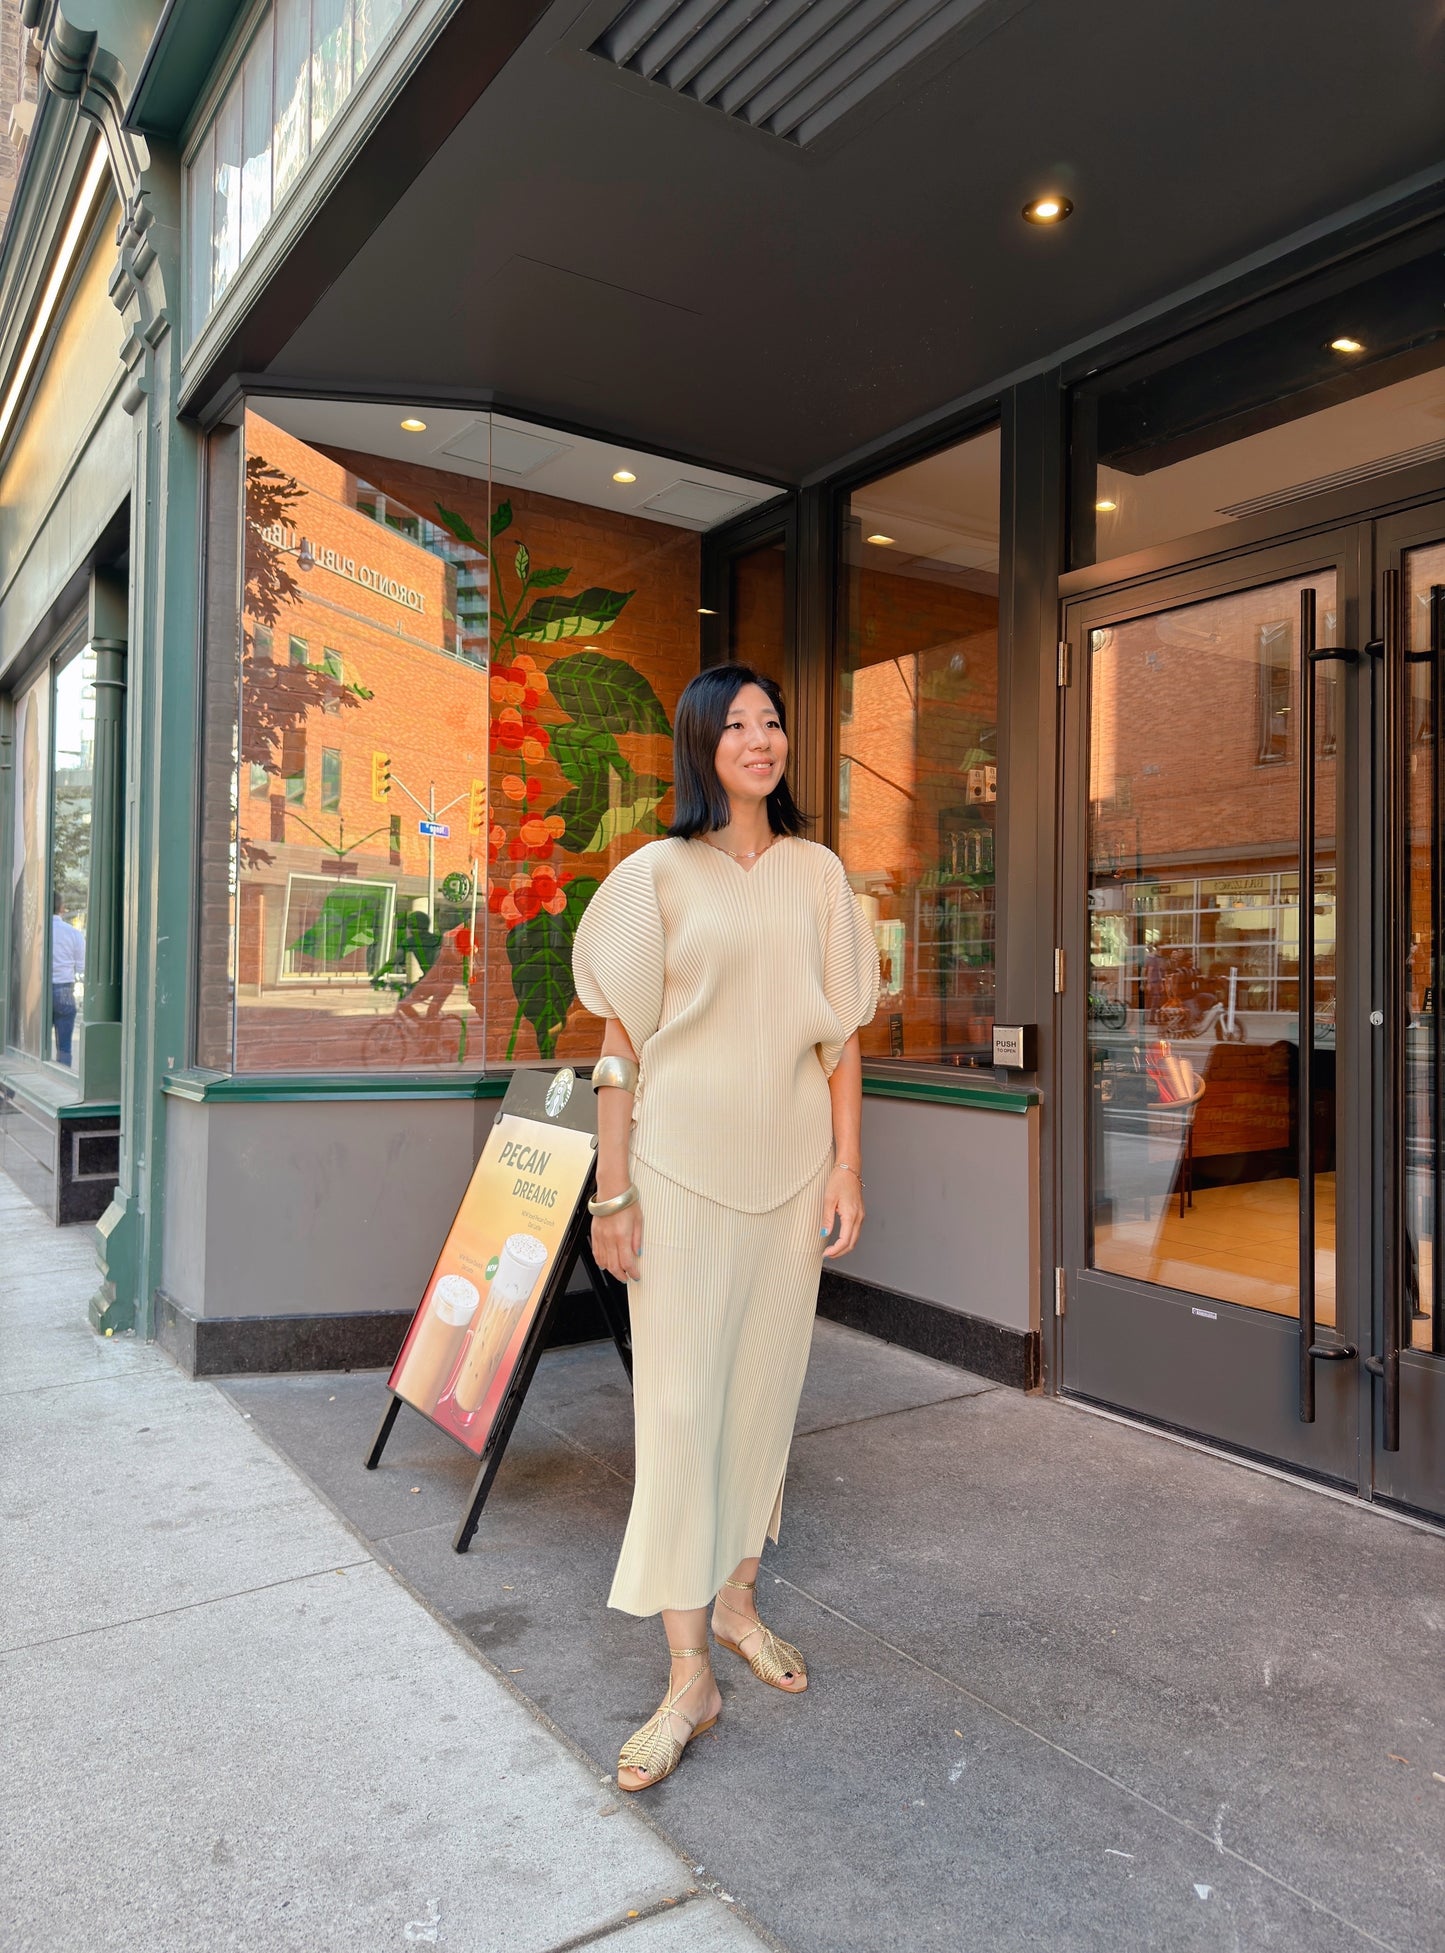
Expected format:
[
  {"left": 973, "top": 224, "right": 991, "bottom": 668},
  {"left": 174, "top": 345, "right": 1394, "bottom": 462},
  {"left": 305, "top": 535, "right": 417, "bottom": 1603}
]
[{"left": 592, "top": 1201, "right": 643, "bottom": 1283}]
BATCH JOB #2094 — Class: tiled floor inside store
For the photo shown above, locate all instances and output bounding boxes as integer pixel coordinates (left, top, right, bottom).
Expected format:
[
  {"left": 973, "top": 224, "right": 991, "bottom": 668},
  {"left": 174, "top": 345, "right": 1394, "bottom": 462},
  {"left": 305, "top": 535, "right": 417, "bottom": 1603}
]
[{"left": 226, "top": 1323, "right": 1445, "bottom": 1953}]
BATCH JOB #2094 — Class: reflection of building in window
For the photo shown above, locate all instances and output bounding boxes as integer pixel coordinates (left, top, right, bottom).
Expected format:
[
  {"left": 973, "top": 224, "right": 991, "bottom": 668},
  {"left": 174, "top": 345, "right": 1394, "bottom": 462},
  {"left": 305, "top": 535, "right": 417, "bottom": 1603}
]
[
  {"left": 321, "top": 747, "right": 342, "bottom": 812},
  {"left": 289, "top": 634, "right": 309, "bottom": 667},
  {"left": 281, "top": 726, "right": 306, "bottom": 802},
  {"left": 1320, "top": 611, "right": 1339, "bottom": 755},
  {"left": 280, "top": 875, "right": 395, "bottom": 983},
  {"left": 249, "top": 763, "right": 269, "bottom": 797},
  {"left": 837, "top": 426, "right": 1001, "bottom": 1066},
  {"left": 253, "top": 625, "right": 273, "bottom": 662},
  {"left": 1255, "top": 620, "right": 1291, "bottom": 765}
]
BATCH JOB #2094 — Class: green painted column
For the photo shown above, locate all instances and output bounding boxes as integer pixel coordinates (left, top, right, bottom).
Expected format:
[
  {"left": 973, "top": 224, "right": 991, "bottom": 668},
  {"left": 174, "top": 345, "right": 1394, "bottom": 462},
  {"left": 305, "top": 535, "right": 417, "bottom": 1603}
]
[{"left": 82, "top": 570, "right": 126, "bottom": 1102}]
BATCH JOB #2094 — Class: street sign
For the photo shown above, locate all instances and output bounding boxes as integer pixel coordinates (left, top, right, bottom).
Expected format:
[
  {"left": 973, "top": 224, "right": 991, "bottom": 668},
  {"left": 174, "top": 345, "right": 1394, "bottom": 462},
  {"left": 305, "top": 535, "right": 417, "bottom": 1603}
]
[{"left": 419, "top": 820, "right": 451, "bottom": 838}]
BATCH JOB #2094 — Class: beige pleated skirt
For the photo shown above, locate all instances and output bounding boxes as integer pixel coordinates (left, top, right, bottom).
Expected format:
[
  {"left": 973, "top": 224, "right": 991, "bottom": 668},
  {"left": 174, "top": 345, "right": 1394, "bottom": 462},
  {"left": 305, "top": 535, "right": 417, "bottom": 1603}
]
[{"left": 608, "top": 1153, "right": 831, "bottom": 1618}]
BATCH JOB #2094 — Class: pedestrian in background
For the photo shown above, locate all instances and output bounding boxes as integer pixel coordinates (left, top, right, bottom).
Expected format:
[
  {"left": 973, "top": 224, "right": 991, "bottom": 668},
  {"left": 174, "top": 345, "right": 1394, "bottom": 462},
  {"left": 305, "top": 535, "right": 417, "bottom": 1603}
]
[
  {"left": 573, "top": 664, "right": 879, "bottom": 1793},
  {"left": 50, "top": 891, "right": 85, "bottom": 1068}
]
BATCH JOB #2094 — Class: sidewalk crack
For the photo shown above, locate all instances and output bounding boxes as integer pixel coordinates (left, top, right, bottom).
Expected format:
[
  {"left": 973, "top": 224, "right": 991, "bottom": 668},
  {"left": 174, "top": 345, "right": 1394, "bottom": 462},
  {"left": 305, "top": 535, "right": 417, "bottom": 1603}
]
[
  {"left": 536, "top": 1891, "right": 703, "bottom": 1952},
  {"left": 0, "top": 1560, "right": 373, "bottom": 1658}
]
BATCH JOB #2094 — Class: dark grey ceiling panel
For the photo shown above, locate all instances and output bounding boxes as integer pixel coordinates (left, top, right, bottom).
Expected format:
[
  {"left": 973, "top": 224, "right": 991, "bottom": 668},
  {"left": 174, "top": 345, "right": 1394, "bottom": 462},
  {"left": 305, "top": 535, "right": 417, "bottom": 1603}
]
[{"left": 590, "top": 0, "right": 994, "bottom": 142}]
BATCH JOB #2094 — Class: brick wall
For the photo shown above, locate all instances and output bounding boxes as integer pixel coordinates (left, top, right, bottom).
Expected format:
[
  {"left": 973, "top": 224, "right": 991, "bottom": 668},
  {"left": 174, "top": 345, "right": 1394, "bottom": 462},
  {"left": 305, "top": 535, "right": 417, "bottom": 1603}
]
[{"left": 0, "top": 7, "right": 38, "bottom": 240}]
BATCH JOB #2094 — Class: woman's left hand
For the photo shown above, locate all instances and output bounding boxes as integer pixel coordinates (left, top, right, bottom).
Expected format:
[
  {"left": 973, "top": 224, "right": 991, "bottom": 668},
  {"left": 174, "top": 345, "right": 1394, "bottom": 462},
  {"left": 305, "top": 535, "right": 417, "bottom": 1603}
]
[{"left": 820, "top": 1166, "right": 864, "bottom": 1259}]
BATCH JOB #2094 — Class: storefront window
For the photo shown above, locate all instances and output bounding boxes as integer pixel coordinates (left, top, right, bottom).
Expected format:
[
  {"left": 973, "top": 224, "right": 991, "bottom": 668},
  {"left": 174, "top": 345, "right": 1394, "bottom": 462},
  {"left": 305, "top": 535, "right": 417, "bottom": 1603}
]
[
  {"left": 1071, "top": 245, "right": 1445, "bottom": 567},
  {"left": 8, "top": 666, "right": 50, "bottom": 1058},
  {"left": 837, "top": 425, "right": 1000, "bottom": 1068},
  {"left": 49, "top": 649, "right": 95, "bottom": 1073},
  {"left": 186, "top": 0, "right": 421, "bottom": 338},
  {"left": 6, "top": 627, "right": 94, "bottom": 1071},
  {"left": 199, "top": 403, "right": 778, "bottom": 1073}
]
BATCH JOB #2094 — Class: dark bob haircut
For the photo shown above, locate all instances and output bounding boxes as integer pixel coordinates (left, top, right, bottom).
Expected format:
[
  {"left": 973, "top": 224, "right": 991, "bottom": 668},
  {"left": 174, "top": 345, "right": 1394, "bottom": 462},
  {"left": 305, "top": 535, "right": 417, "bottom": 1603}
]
[{"left": 668, "top": 664, "right": 810, "bottom": 839}]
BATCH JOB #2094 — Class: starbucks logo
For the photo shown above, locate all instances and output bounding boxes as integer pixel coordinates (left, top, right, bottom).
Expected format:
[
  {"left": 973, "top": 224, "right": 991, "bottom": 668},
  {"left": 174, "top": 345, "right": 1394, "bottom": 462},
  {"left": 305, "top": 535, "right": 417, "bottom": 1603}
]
[{"left": 545, "top": 1068, "right": 575, "bottom": 1118}]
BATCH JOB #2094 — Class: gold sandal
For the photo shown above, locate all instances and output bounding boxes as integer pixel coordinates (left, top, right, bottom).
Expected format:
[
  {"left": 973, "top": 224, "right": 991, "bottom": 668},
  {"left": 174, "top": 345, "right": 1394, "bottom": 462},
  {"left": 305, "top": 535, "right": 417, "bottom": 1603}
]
[
  {"left": 616, "top": 1647, "right": 719, "bottom": 1792},
  {"left": 713, "top": 1578, "right": 808, "bottom": 1691}
]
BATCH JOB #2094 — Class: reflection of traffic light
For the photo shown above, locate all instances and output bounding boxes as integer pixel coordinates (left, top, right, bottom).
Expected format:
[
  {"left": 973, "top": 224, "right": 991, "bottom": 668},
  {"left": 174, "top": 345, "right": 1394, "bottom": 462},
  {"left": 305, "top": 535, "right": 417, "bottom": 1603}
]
[
  {"left": 468, "top": 778, "right": 486, "bottom": 835},
  {"left": 371, "top": 752, "right": 391, "bottom": 801}
]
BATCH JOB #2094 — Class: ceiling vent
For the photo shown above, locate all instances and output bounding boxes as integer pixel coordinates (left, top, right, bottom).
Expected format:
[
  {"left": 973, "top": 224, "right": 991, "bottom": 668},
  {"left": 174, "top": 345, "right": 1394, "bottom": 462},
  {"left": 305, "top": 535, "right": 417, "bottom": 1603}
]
[{"left": 590, "top": 0, "right": 994, "bottom": 147}]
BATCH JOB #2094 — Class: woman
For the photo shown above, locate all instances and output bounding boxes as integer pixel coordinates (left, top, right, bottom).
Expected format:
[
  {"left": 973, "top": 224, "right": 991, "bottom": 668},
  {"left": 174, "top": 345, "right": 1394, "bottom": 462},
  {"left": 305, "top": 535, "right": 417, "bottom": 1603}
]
[{"left": 572, "top": 665, "right": 879, "bottom": 1793}]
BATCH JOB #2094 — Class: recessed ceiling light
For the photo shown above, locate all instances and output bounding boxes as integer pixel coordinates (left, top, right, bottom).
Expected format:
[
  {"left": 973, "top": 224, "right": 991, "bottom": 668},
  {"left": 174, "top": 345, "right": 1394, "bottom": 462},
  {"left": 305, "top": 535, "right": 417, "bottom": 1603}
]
[
  {"left": 400, "top": 417, "right": 427, "bottom": 432},
  {"left": 1095, "top": 498, "right": 1118, "bottom": 513},
  {"left": 612, "top": 468, "right": 637, "bottom": 483},
  {"left": 1022, "top": 194, "right": 1073, "bottom": 225},
  {"left": 1328, "top": 336, "right": 1364, "bottom": 355},
  {"left": 866, "top": 533, "right": 895, "bottom": 546}
]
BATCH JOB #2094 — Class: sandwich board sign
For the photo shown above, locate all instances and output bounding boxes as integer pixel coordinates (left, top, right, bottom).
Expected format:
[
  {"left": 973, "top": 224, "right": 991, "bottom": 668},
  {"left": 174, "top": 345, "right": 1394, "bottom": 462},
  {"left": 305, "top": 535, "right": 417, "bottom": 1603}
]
[{"left": 364, "top": 1066, "right": 630, "bottom": 1550}]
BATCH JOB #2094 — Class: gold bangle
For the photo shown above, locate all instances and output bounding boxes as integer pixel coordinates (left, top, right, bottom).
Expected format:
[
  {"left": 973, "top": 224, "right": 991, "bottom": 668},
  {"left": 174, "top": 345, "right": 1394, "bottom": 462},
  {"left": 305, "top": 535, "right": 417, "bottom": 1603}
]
[
  {"left": 591, "top": 1055, "right": 639, "bottom": 1094},
  {"left": 588, "top": 1183, "right": 639, "bottom": 1218}
]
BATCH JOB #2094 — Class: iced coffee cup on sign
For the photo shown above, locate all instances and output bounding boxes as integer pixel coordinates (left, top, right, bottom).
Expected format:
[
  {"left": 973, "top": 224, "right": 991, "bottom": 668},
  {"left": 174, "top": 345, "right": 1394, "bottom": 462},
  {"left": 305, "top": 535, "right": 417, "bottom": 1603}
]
[
  {"left": 447, "top": 1234, "right": 549, "bottom": 1426},
  {"left": 395, "top": 1273, "right": 480, "bottom": 1414}
]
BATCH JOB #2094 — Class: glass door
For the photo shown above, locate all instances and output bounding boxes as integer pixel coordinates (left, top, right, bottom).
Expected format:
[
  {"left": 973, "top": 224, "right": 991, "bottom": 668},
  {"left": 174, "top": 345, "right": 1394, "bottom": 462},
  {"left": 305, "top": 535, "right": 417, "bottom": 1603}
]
[
  {"left": 1061, "top": 510, "right": 1445, "bottom": 1521},
  {"left": 1059, "top": 532, "right": 1365, "bottom": 1489},
  {"left": 1376, "top": 507, "right": 1445, "bottom": 1518}
]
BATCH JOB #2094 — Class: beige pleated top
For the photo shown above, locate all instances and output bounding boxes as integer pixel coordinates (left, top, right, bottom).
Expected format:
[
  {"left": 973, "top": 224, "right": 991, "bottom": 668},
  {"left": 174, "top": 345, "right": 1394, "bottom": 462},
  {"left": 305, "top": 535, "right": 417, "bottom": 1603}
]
[{"left": 572, "top": 837, "right": 880, "bottom": 1213}]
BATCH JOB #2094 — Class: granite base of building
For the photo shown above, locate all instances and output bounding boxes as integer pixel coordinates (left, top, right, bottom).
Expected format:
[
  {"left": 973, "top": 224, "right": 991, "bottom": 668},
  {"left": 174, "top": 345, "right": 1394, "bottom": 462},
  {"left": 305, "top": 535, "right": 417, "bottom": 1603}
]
[
  {"left": 153, "top": 1283, "right": 612, "bottom": 1379},
  {"left": 0, "top": 1084, "right": 119, "bottom": 1226},
  {"left": 818, "top": 1270, "right": 1040, "bottom": 1391}
]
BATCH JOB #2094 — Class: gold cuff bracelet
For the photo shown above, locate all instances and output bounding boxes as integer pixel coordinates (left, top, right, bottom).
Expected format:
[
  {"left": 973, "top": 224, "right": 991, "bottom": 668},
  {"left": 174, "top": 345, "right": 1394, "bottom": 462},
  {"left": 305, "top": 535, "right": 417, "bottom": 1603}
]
[
  {"left": 588, "top": 1183, "right": 639, "bottom": 1218},
  {"left": 591, "top": 1056, "right": 639, "bottom": 1094}
]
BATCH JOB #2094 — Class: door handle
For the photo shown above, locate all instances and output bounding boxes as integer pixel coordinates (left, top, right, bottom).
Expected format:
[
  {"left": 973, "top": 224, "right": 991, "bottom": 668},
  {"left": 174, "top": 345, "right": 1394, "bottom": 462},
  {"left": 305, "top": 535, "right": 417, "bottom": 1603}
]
[
  {"left": 1297, "top": 590, "right": 1356, "bottom": 1423},
  {"left": 1378, "top": 568, "right": 1405, "bottom": 1452}
]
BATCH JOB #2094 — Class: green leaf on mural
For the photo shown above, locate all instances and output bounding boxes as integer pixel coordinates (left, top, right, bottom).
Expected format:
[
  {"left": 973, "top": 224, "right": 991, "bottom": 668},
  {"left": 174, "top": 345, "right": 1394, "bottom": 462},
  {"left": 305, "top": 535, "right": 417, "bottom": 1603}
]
[
  {"left": 490, "top": 499, "right": 513, "bottom": 539},
  {"left": 583, "top": 776, "right": 669, "bottom": 855},
  {"left": 550, "top": 770, "right": 669, "bottom": 854},
  {"left": 435, "top": 504, "right": 478, "bottom": 547},
  {"left": 548, "top": 650, "right": 672, "bottom": 736},
  {"left": 515, "top": 543, "right": 531, "bottom": 582},
  {"left": 514, "top": 588, "right": 634, "bottom": 644},
  {"left": 549, "top": 773, "right": 615, "bottom": 853},
  {"left": 550, "top": 723, "right": 634, "bottom": 788},
  {"left": 506, "top": 877, "right": 600, "bottom": 1059},
  {"left": 528, "top": 564, "right": 571, "bottom": 589}
]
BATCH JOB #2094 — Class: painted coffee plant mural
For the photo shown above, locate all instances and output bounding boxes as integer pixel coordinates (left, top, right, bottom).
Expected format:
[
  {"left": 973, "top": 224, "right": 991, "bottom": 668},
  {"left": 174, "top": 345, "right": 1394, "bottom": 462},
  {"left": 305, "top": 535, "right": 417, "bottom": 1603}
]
[{"left": 435, "top": 499, "right": 674, "bottom": 1060}]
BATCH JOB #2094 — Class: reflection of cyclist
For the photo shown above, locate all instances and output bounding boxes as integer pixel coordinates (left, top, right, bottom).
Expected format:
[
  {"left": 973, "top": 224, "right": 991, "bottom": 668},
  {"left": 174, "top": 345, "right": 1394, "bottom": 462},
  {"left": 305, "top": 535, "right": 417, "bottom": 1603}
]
[{"left": 400, "top": 923, "right": 464, "bottom": 1022}]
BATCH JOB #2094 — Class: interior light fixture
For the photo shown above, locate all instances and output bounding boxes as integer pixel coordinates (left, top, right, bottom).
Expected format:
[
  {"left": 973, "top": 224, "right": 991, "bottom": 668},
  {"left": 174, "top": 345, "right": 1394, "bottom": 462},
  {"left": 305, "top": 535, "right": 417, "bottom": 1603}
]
[
  {"left": 0, "top": 142, "right": 109, "bottom": 456},
  {"left": 612, "top": 468, "right": 637, "bottom": 483},
  {"left": 1094, "top": 498, "right": 1118, "bottom": 513},
  {"left": 1328, "top": 336, "right": 1365, "bottom": 355},
  {"left": 698, "top": 606, "right": 717, "bottom": 615},
  {"left": 1022, "top": 194, "right": 1073, "bottom": 225},
  {"left": 400, "top": 417, "right": 427, "bottom": 431},
  {"left": 866, "top": 533, "right": 895, "bottom": 546}
]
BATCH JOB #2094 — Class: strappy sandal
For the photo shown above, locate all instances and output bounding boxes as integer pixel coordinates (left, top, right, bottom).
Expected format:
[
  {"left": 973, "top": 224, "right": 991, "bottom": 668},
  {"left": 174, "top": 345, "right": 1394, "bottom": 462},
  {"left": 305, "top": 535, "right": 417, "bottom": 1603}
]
[
  {"left": 713, "top": 1578, "right": 808, "bottom": 1692},
  {"left": 616, "top": 1647, "right": 719, "bottom": 1792}
]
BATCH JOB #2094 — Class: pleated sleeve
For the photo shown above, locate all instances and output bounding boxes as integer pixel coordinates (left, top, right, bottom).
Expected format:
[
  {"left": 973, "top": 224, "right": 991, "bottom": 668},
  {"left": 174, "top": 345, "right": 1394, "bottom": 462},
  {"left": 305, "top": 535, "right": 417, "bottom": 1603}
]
[
  {"left": 572, "top": 845, "right": 667, "bottom": 1055},
  {"left": 818, "top": 858, "right": 881, "bottom": 1076}
]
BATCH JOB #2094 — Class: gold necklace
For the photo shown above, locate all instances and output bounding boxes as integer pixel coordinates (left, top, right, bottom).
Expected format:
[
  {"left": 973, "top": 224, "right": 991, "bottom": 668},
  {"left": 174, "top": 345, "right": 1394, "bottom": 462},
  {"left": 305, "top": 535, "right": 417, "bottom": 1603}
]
[{"left": 705, "top": 835, "right": 775, "bottom": 861}]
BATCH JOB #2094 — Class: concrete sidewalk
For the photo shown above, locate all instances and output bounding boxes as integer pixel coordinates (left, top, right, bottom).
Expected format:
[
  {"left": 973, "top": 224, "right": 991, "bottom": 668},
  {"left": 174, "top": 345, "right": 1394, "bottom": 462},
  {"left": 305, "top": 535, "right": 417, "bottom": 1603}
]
[{"left": 0, "top": 1172, "right": 775, "bottom": 1953}]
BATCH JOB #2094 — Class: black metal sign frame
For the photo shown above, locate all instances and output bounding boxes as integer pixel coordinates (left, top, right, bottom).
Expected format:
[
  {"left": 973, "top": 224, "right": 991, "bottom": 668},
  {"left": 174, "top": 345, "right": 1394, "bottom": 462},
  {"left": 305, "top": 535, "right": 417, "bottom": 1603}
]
[{"left": 363, "top": 1067, "right": 632, "bottom": 1552}]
